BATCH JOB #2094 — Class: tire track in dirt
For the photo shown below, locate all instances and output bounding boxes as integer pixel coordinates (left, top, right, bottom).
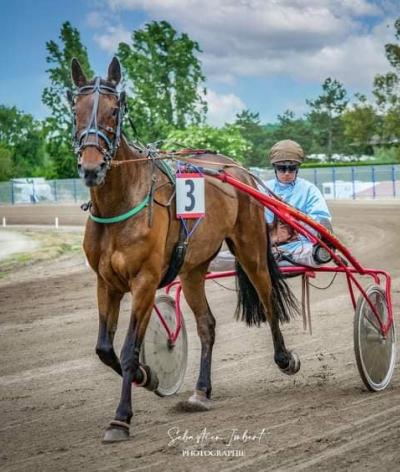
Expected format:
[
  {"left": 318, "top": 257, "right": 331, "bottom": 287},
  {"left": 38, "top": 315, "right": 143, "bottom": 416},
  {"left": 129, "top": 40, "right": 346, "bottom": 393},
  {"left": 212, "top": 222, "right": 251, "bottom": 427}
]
[{"left": 0, "top": 202, "right": 399, "bottom": 472}]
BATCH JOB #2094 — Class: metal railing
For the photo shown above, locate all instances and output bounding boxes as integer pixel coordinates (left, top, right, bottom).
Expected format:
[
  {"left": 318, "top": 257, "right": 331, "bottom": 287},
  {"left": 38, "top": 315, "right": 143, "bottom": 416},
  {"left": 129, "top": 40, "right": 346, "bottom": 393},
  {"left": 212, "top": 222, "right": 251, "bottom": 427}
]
[
  {"left": 252, "top": 164, "right": 399, "bottom": 200},
  {"left": 0, "top": 178, "right": 89, "bottom": 205},
  {"left": 0, "top": 164, "right": 399, "bottom": 205}
]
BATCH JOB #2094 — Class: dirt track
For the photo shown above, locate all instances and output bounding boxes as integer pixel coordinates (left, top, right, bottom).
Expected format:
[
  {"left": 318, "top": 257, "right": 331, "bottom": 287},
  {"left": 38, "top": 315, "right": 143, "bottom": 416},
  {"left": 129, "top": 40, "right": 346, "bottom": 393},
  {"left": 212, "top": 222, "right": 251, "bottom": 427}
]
[{"left": 0, "top": 202, "right": 400, "bottom": 472}]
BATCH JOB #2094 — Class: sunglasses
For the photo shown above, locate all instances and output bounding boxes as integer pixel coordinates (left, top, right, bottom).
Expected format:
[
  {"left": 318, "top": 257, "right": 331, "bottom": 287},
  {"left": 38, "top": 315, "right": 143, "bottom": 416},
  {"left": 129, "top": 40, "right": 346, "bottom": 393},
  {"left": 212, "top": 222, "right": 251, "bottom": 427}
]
[{"left": 275, "top": 164, "right": 298, "bottom": 173}]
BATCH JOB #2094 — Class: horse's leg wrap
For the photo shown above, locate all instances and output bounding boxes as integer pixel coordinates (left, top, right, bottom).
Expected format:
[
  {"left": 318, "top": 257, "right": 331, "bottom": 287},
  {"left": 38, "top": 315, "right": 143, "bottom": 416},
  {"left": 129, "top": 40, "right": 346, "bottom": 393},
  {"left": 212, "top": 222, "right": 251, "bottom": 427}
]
[
  {"left": 109, "top": 419, "right": 130, "bottom": 430},
  {"left": 103, "top": 420, "right": 130, "bottom": 443},
  {"left": 277, "top": 351, "right": 301, "bottom": 376}
]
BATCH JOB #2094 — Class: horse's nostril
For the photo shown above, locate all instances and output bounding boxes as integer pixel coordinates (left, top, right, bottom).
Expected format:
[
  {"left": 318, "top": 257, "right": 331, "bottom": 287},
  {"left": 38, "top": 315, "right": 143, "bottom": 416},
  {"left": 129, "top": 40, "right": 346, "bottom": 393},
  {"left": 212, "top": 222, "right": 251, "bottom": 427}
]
[{"left": 100, "top": 161, "right": 107, "bottom": 169}]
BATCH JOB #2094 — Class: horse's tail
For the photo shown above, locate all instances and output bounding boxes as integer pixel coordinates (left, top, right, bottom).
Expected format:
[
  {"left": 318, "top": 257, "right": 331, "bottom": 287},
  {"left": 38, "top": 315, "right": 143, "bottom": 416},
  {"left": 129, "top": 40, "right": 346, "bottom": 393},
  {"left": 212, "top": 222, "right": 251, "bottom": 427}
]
[
  {"left": 265, "top": 239, "right": 299, "bottom": 323},
  {"left": 235, "top": 261, "right": 266, "bottom": 326},
  {"left": 234, "top": 242, "right": 298, "bottom": 327}
]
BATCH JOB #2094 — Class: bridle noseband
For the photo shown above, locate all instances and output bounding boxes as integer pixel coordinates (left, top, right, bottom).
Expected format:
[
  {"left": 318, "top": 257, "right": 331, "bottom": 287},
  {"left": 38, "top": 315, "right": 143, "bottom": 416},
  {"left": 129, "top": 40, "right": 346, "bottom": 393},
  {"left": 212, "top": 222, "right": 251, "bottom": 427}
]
[{"left": 69, "top": 77, "right": 126, "bottom": 168}]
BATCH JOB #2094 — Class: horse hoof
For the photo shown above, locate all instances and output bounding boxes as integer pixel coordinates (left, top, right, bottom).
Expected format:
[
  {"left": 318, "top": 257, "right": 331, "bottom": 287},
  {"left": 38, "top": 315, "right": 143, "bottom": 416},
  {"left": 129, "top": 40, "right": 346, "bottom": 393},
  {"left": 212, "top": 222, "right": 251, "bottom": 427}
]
[
  {"left": 102, "top": 422, "right": 130, "bottom": 443},
  {"left": 175, "top": 391, "right": 212, "bottom": 412},
  {"left": 279, "top": 352, "right": 301, "bottom": 376}
]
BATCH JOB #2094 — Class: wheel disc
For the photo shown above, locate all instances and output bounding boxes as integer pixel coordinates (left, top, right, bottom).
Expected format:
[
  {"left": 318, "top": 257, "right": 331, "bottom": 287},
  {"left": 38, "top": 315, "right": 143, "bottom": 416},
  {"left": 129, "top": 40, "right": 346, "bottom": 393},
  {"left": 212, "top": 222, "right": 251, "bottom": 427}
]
[
  {"left": 354, "top": 285, "right": 396, "bottom": 391},
  {"left": 140, "top": 294, "right": 187, "bottom": 397}
]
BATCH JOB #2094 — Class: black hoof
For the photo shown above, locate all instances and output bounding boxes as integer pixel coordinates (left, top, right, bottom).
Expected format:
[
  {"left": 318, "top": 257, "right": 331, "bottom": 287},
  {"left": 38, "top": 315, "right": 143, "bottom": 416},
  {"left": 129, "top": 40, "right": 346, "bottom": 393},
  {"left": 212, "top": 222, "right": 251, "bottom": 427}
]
[{"left": 279, "top": 352, "right": 301, "bottom": 376}]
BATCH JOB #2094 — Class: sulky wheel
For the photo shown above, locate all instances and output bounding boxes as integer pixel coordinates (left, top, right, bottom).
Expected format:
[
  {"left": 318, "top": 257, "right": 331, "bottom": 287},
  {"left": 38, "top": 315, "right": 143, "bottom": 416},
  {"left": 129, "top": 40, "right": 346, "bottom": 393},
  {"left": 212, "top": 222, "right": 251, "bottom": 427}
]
[
  {"left": 354, "top": 284, "right": 396, "bottom": 392},
  {"left": 140, "top": 294, "right": 188, "bottom": 397}
]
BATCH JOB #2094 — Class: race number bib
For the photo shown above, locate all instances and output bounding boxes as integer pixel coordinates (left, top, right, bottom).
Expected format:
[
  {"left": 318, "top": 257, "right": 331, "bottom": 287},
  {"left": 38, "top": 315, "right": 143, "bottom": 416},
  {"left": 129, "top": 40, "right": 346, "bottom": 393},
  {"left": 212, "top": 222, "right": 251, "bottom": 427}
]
[{"left": 176, "top": 173, "right": 205, "bottom": 218}]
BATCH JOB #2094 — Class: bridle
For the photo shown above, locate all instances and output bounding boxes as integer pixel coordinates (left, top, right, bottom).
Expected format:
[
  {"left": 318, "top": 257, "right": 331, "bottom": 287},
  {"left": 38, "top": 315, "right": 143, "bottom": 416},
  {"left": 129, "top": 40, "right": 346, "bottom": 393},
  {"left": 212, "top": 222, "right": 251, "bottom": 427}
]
[{"left": 68, "top": 77, "right": 126, "bottom": 168}]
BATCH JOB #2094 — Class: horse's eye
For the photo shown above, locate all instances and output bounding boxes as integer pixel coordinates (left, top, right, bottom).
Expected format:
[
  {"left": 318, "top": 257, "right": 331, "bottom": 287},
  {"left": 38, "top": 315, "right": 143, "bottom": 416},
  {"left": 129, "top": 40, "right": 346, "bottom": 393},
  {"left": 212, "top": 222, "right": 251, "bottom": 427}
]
[{"left": 112, "top": 108, "right": 119, "bottom": 117}]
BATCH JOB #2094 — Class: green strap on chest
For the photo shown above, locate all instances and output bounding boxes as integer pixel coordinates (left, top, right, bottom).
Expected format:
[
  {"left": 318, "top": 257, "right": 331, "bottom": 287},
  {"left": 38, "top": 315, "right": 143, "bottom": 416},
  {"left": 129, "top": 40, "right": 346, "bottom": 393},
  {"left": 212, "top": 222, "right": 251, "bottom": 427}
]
[
  {"left": 89, "top": 194, "right": 150, "bottom": 224},
  {"left": 88, "top": 157, "right": 175, "bottom": 224}
]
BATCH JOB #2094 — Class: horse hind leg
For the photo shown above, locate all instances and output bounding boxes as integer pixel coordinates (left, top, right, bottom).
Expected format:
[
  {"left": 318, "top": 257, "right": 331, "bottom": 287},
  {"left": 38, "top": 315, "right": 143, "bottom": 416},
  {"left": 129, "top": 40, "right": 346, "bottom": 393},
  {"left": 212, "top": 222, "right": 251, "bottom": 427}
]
[
  {"left": 177, "top": 266, "right": 215, "bottom": 412},
  {"left": 264, "top": 241, "right": 300, "bottom": 374},
  {"left": 228, "top": 237, "right": 301, "bottom": 375}
]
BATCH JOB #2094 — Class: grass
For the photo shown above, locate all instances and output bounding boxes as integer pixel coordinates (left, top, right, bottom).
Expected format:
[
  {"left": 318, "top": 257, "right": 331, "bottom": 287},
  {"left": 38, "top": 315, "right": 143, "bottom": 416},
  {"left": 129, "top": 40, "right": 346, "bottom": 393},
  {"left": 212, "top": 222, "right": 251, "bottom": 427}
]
[{"left": 0, "top": 228, "right": 84, "bottom": 279}]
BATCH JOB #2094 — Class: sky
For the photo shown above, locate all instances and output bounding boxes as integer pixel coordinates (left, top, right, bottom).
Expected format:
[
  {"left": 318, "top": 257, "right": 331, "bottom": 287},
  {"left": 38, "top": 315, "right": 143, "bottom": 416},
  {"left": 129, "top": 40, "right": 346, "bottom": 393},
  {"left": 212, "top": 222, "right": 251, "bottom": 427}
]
[{"left": 0, "top": 0, "right": 398, "bottom": 126}]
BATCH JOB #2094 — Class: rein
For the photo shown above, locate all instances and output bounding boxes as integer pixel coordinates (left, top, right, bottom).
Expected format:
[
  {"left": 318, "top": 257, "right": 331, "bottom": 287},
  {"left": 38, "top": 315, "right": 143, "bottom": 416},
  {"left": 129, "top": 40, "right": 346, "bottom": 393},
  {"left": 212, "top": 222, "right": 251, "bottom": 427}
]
[
  {"left": 110, "top": 149, "right": 281, "bottom": 200},
  {"left": 83, "top": 148, "right": 278, "bottom": 224},
  {"left": 86, "top": 153, "right": 175, "bottom": 225},
  {"left": 110, "top": 151, "right": 246, "bottom": 171},
  {"left": 71, "top": 77, "right": 272, "bottom": 224}
]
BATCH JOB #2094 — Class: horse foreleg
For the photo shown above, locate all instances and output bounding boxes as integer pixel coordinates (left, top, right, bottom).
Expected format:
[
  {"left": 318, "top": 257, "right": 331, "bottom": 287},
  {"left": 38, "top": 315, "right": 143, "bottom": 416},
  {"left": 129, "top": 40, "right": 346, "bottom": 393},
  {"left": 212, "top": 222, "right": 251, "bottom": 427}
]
[
  {"left": 103, "top": 275, "right": 158, "bottom": 443},
  {"left": 96, "top": 278, "right": 123, "bottom": 376},
  {"left": 179, "top": 269, "right": 216, "bottom": 411}
]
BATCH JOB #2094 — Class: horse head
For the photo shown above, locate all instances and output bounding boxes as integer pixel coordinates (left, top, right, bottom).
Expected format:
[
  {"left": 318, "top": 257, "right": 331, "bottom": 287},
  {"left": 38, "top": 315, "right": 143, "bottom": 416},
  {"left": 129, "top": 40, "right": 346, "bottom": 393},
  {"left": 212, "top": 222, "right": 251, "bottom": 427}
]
[{"left": 69, "top": 57, "right": 126, "bottom": 187}]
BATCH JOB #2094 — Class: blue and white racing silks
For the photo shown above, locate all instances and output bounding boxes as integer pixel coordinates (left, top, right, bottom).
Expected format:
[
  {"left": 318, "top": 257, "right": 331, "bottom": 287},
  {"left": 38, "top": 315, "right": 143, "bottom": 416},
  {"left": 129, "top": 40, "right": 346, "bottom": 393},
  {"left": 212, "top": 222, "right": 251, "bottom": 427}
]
[{"left": 261, "top": 176, "right": 332, "bottom": 266}]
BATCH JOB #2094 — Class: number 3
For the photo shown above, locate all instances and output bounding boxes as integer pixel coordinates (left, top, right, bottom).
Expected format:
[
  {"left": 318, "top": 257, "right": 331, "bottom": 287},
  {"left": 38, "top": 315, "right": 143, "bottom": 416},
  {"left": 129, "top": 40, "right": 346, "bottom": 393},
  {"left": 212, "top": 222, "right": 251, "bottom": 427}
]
[{"left": 185, "top": 180, "right": 195, "bottom": 211}]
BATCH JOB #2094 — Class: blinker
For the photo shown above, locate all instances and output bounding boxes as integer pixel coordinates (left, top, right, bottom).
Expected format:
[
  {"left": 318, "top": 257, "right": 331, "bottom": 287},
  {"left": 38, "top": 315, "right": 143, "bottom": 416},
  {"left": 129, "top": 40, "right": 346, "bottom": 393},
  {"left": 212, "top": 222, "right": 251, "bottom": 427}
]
[{"left": 119, "top": 91, "right": 126, "bottom": 107}]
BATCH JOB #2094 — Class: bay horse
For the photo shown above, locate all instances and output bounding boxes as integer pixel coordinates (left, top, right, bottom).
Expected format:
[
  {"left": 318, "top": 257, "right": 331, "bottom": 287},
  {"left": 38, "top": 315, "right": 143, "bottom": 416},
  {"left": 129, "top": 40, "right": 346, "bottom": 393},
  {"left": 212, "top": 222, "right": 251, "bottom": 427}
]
[{"left": 70, "top": 57, "right": 300, "bottom": 443}]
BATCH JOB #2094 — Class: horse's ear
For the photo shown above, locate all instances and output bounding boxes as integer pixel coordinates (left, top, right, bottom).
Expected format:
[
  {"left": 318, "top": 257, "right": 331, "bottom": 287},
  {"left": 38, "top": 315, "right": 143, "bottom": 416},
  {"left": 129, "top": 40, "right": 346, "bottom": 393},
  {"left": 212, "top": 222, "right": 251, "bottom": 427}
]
[
  {"left": 71, "top": 58, "right": 87, "bottom": 88},
  {"left": 107, "top": 57, "right": 122, "bottom": 86}
]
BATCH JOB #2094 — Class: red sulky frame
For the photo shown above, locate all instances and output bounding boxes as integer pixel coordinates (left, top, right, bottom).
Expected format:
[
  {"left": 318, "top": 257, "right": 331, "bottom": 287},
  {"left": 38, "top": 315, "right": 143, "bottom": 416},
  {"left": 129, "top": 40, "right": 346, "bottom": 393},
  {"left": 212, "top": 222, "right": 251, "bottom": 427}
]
[{"left": 154, "top": 169, "right": 394, "bottom": 345}]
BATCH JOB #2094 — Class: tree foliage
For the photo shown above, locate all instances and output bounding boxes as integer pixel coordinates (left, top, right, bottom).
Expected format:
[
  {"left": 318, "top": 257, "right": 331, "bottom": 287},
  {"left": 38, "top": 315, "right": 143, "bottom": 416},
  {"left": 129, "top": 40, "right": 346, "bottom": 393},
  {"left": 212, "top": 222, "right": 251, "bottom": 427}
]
[
  {"left": 234, "top": 110, "right": 269, "bottom": 167},
  {"left": 164, "top": 125, "right": 250, "bottom": 163},
  {"left": 0, "top": 17, "right": 397, "bottom": 184},
  {"left": 373, "top": 17, "right": 400, "bottom": 143},
  {"left": 0, "top": 145, "right": 13, "bottom": 181},
  {"left": 118, "top": 21, "right": 207, "bottom": 143},
  {"left": 306, "top": 78, "right": 348, "bottom": 158},
  {"left": 269, "top": 110, "right": 314, "bottom": 155},
  {"left": 0, "top": 105, "right": 46, "bottom": 179},
  {"left": 42, "top": 21, "right": 93, "bottom": 178},
  {"left": 342, "top": 94, "right": 378, "bottom": 154}
]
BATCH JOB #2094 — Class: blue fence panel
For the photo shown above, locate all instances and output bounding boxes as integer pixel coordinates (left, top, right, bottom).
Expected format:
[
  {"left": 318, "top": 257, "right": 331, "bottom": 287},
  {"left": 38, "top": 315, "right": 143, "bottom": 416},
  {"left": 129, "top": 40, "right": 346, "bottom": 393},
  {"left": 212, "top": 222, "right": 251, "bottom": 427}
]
[
  {"left": 0, "top": 165, "right": 399, "bottom": 204},
  {"left": 0, "top": 182, "right": 11, "bottom": 204}
]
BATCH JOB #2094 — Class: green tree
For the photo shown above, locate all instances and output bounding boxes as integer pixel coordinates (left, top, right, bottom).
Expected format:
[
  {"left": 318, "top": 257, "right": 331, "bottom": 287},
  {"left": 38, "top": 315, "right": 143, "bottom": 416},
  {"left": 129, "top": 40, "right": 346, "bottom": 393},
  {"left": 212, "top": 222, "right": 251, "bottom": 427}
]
[
  {"left": 118, "top": 21, "right": 207, "bottom": 143},
  {"left": 42, "top": 21, "right": 93, "bottom": 178},
  {"left": 268, "top": 110, "right": 314, "bottom": 156},
  {"left": 164, "top": 124, "right": 250, "bottom": 163},
  {"left": 342, "top": 94, "right": 378, "bottom": 155},
  {"left": 306, "top": 78, "right": 348, "bottom": 159},
  {"left": 234, "top": 110, "right": 269, "bottom": 167},
  {"left": 0, "top": 145, "right": 13, "bottom": 181},
  {"left": 373, "top": 17, "right": 400, "bottom": 144},
  {"left": 0, "top": 105, "right": 45, "bottom": 178}
]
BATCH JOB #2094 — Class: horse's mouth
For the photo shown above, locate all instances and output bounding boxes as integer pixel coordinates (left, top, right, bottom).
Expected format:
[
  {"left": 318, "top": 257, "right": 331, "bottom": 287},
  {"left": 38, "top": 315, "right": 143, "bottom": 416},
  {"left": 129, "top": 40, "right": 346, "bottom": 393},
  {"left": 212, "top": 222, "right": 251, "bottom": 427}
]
[
  {"left": 84, "top": 176, "right": 105, "bottom": 187},
  {"left": 80, "top": 167, "right": 107, "bottom": 188}
]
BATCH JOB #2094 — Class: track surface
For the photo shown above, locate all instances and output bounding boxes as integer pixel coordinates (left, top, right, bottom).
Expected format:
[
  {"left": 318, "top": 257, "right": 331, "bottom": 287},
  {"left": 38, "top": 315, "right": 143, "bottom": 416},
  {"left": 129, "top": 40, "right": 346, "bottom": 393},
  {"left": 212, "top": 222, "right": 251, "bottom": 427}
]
[
  {"left": 0, "top": 202, "right": 399, "bottom": 471},
  {"left": 0, "top": 232, "right": 38, "bottom": 261}
]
